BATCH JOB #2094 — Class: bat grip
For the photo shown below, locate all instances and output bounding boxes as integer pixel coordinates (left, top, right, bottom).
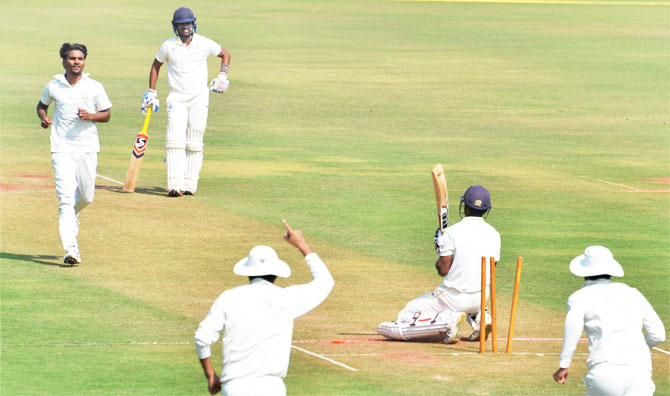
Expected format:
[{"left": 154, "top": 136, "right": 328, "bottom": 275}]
[{"left": 141, "top": 110, "right": 152, "bottom": 133}]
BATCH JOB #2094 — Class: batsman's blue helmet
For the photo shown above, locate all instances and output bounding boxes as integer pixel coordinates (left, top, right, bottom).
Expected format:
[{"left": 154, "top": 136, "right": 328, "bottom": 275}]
[
  {"left": 172, "top": 7, "right": 197, "bottom": 33},
  {"left": 461, "top": 185, "right": 491, "bottom": 210}
]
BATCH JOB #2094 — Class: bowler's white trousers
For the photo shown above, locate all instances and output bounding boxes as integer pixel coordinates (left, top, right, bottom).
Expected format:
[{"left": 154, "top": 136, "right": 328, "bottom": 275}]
[
  {"left": 584, "top": 363, "right": 654, "bottom": 396},
  {"left": 51, "top": 152, "right": 97, "bottom": 250},
  {"left": 222, "top": 375, "right": 285, "bottom": 396}
]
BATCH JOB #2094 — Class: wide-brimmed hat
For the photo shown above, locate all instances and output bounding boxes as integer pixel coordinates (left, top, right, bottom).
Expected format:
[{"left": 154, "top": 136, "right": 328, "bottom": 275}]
[
  {"left": 233, "top": 245, "right": 291, "bottom": 278},
  {"left": 569, "top": 245, "right": 624, "bottom": 277}
]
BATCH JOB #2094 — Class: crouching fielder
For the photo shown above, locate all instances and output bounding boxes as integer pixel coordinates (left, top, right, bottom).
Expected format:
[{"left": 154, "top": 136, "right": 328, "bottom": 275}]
[
  {"left": 143, "top": 7, "right": 231, "bottom": 197},
  {"left": 553, "top": 246, "right": 665, "bottom": 396},
  {"left": 378, "top": 186, "right": 501, "bottom": 344},
  {"left": 194, "top": 220, "right": 334, "bottom": 396}
]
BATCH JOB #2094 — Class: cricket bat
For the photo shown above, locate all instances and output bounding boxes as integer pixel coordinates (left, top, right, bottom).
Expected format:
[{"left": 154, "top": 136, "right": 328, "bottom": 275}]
[
  {"left": 431, "top": 163, "right": 449, "bottom": 233},
  {"left": 123, "top": 111, "right": 152, "bottom": 193}
]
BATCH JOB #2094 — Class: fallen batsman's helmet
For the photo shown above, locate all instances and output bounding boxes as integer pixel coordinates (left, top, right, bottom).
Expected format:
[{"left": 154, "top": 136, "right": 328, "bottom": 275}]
[{"left": 172, "top": 7, "right": 197, "bottom": 34}]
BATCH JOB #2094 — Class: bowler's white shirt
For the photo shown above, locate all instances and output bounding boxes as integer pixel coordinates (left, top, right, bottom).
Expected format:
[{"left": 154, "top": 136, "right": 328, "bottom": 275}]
[
  {"left": 155, "top": 34, "right": 222, "bottom": 95},
  {"left": 559, "top": 279, "right": 665, "bottom": 370},
  {"left": 194, "top": 253, "right": 334, "bottom": 383},
  {"left": 40, "top": 73, "right": 112, "bottom": 153},
  {"left": 437, "top": 217, "right": 501, "bottom": 292}
]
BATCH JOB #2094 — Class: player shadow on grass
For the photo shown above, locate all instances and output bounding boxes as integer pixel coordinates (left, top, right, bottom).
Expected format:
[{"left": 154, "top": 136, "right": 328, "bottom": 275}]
[
  {"left": 96, "top": 185, "right": 168, "bottom": 196},
  {"left": 0, "top": 252, "right": 68, "bottom": 268}
]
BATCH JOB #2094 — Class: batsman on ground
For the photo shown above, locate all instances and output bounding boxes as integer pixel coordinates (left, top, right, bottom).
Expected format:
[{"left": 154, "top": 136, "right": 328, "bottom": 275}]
[
  {"left": 378, "top": 186, "right": 500, "bottom": 343},
  {"left": 194, "top": 220, "right": 335, "bottom": 395},
  {"left": 36, "top": 43, "right": 112, "bottom": 266},
  {"left": 142, "top": 7, "right": 231, "bottom": 197},
  {"left": 553, "top": 246, "right": 665, "bottom": 395}
]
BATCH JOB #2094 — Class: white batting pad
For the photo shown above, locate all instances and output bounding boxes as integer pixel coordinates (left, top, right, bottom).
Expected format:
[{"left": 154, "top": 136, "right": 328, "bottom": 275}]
[
  {"left": 166, "top": 148, "right": 186, "bottom": 191},
  {"left": 377, "top": 321, "right": 450, "bottom": 341}
]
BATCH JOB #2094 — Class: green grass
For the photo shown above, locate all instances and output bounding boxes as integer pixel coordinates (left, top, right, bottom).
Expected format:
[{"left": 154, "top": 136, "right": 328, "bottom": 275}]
[{"left": 2, "top": 0, "right": 669, "bottom": 395}]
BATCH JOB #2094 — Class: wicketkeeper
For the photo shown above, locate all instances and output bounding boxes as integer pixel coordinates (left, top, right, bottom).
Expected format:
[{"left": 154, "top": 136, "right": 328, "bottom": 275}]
[{"left": 142, "top": 7, "right": 231, "bottom": 197}]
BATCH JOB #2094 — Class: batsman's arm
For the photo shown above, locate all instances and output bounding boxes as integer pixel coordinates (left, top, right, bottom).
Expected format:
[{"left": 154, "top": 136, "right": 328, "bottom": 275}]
[
  {"left": 36, "top": 101, "right": 52, "bottom": 129},
  {"left": 435, "top": 255, "right": 453, "bottom": 277},
  {"left": 217, "top": 48, "right": 231, "bottom": 74},
  {"left": 149, "top": 59, "right": 163, "bottom": 91}
]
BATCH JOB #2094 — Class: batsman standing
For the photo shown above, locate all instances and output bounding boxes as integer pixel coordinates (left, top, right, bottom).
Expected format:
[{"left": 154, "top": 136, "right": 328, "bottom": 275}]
[
  {"left": 378, "top": 186, "right": 500, "bottom": 343},
  {"left": 553, "top": 246, "right": 665, "bottom": 395},
  {"left": 194, "top": 220, "right": 335, "bottom": 395},
  {"left": 142, "top": 7, "right": 231, "bottom": 197},
  {"left": 36, "top": 43, "right": 112, "bottom": 265}
]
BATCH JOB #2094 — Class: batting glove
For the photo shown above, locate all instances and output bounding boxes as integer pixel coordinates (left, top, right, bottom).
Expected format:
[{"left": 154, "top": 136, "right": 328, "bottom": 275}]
[
  {"left": 141, "top": 89, "right": 160, "bottom": 114},
  {"left": 434, "top": 228, "right": 443, "bottom": 254},
  {"left": 209, "top": 73, "right": 230, "bottom": 93}
]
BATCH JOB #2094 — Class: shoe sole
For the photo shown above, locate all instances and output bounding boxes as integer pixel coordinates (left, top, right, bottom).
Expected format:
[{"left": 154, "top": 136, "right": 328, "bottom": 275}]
[
  {"left": 445, "top": 313, "right": 467, "bottom": 344},
  {"left": 462, "top": 323, "right": 493, "bottom": 342}
]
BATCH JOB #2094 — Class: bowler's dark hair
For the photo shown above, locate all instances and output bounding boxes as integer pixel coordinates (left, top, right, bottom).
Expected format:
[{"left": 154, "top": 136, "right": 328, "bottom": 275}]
[
  {"left": 467, "top": 207, "right": 488, "bottom": 217},
  {"left": 249, "top": 275, "right": 277, "bottom": 283},
  {"left": 60, "top": 43, "right": 87, "bottom": 59}
]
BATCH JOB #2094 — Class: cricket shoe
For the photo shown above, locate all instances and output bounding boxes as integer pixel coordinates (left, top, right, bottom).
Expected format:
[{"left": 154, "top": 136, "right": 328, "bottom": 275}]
[
  {"left": 443, "top": 312, "right": 467, "bottom": 344},
  {"left": 168, "top": 189, "right": 183, "bottom": 197},
  {"left": 182, "top": 190, "right": 194, "bottom": 196},
  {"left": 463, "top": 324, "right": 492, "bottom": 342},
  {"left": 64, "top": 246, "right": 81, "bottom": 266}
]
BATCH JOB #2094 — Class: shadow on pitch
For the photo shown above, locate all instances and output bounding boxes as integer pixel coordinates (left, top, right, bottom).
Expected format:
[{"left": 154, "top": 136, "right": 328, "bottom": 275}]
[
  {"left": 97, "top": 185, "right": 168, "bottom": 196},
  {"left": 0, "top": 251, "right": 70, "bottom": 268}
]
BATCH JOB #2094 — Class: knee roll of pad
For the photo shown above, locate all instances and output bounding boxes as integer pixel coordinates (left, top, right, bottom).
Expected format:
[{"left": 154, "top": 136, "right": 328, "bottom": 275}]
[
  {"left": 165, "top": 138, "right": 186, "bottom": 150},
  {"left": 186, "top": 142, "right": 204, "bottom": 152}
]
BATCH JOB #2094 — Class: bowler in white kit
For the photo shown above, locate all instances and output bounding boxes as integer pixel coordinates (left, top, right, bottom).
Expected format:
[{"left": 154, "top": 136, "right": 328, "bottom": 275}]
[{"left": 36, "top": 43, "right": 112, "bottom": 265}]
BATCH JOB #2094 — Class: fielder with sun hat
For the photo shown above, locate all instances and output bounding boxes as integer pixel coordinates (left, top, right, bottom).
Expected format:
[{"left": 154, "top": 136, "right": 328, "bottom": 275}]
[
  {"left": 194, "top": 220, "right": 335, "bottom": 396},
  {"left": 142, "top": 7, "right": 231, "bottom": 197},
  {"left": 553, "top": 245, "right": 665, "bottom": 395}
]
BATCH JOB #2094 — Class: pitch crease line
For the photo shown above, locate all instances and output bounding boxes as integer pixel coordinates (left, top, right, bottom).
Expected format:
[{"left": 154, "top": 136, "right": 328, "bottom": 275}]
[
  {"left": 399, "top": 0, "right": 670, "bottom": 5},
  {"left": 97, "top": 174, "right": 124, "bottom": 185},
  {"left": 291, "top": 345, "right": 358, "bottom": 371},
  {"left": 653, "top": 347, "right": 670, "bottom": 355}
]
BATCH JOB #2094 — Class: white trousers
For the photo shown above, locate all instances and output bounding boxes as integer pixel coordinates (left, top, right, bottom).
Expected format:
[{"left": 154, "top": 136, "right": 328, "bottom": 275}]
[
  {"left": 222, "top": 376, "right": 286, "bottom": 396},
  {"left": 398, "top": 286, "right": 487, "bottom": 324},
  {"left": 584, "top": 363, "right": 654, "bottom": 396},
  {"left": 165, "top": 90, "right": 209, "bottom": 192},
  {"left": 51, "top": 152, "right": 97, "bottom": 250}
]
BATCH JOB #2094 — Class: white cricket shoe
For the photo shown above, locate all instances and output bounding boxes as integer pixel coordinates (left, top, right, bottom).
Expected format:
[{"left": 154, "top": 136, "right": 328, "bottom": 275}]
[
  {"left": 443, "top": 312, "right": 467, "bottom": 344},
  {"left": 64, "top": 246, "right": 81, "bottom": 266}
]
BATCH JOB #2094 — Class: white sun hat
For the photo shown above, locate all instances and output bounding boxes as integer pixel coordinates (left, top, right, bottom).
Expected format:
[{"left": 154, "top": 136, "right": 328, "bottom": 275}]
[
  {"left": 233, "top": 245, "right": 291, "bottom": 278},
  {"left": 569, "top": 245, "right": 624, "bottom": 277}
]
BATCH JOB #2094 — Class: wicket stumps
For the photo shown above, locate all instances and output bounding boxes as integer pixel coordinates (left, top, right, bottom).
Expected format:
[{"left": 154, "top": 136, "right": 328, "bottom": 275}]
[
  {"left": 480, "top": 256, "right": 497, "bottom": 353},
  {"left": 506, "top": 256, "right": 523, "bottom": 353}
]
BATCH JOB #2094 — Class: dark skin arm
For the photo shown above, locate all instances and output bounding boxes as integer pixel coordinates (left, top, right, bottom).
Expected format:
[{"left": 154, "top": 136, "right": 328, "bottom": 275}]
[
  {"left": 77, "top": 108, "right": 110, "bottom": 122},
  {"left": 149, "top": 59, "right": 163, "bottom": 90},
  {"left": 36, "top": 102, "right": 52, "bottom": 128},
  {"left": 553, "top": 367, "right": 569, "bottom": 384},
  {"left": 435, "top": 255, "right": 453, "bottom": 277},
  {"left": 199, "top": 357, "right": 221, "bottom": 395}
]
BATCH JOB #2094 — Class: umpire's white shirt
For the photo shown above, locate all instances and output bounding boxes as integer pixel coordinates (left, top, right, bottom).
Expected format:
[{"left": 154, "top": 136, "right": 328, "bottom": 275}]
[
  {"left": 40, "top": 73, "right": 112, "bottom": 153},
  {"left": 437, "top": 217, "right": 501, "bottom": 292},
  {"left": 194, "top": 253, "right": 334, "bottom": 384},
  {"left": 559, "top": 279, "right": 665, "bottom": 370},
  {"left": 155, "top": 34, "right": 221, "bottom": 95}
]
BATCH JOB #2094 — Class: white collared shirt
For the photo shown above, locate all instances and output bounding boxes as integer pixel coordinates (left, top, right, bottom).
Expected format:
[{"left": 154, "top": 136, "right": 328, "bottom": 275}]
[
  {"left": 194, "top": 253, "right": 334, "bottom": 383},
  {"left": 40, "top": 73, "right": 112, "bottom": 153},
  {"left": 437, "top": 217, "right": 501, "bottom": 292},
  {"left": 559, "top": 279, "right": 665, "bottom": 370},
  {"left": 155, "top": 34, "right": 222, "bottom": 95}
]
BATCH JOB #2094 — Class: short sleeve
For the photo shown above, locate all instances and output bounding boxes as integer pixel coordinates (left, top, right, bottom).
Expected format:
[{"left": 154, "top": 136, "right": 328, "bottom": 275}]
[
  {"left": 40, "top": 83, "right": 53, "bottom": 106},
  {"left": 95, "top": 83, "right": 112, "bottom": 112},
  {"left": 155, "top": 41, "right": 169, "bottom": 63}
]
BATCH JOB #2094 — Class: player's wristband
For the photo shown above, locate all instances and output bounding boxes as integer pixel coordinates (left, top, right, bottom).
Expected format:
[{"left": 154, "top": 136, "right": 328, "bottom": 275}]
[{"left": 220, "top": 64, "right": 229, "bottom": 74}]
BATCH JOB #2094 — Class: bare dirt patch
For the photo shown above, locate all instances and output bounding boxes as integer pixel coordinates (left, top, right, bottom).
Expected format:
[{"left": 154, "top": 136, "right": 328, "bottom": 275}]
[{"left": 645, "top": 177, "right": 670, "bottom": 184}]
